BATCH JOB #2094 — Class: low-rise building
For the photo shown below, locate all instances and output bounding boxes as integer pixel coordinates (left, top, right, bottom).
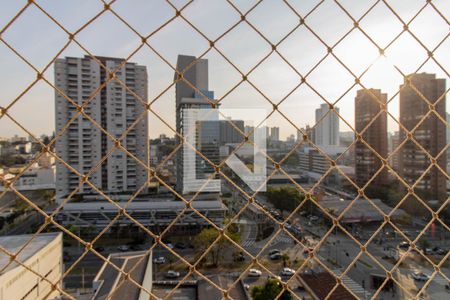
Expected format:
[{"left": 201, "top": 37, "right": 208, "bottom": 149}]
[
  {"left": 2, "top": 163, "right": 55, "bottom": 191},
  {"left": 92, "top": 251, "right": 152, "bottom": 300},
  {"left": 0, "top": 233, "right": 63, "bottom": 300},
  {"left": 299, "top": 147, "right": 345, "bottom": 178},
  {"left": 37, "top": 152, "right": 55, "bottom": 168},
  {"left": 53, "top": 197, "right": 226, "bottom": 230}
]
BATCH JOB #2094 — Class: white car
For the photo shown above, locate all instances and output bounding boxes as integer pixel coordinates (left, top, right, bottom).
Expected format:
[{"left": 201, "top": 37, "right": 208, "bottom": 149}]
[
  {"left": 165, "top": 270, "right": 180, "bottom": 279},
  {"left": 412, "top": 272, "right": 430, "bottom": 281},
  {"left": 248, "top": 268, "right": 262, "bottom": 277},
  {"left": 117, "top": 245, "right": 129, "bottom": 252},
  {"left": 309, "top": 216, "right": 319, "bottom": 222},
  {"left": 281, "top": 268, "right": 296, "bottom": 276},
  {"left": 153, "top": 256, "right": 166, "bottom": 264}
]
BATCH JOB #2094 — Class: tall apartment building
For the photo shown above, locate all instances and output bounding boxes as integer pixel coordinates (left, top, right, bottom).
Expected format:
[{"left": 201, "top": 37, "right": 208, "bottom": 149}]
[
  {"left": 355, "top": 89, "right": 388, "bottom": 189},
  {"left": 175, "top": 55, "right": 220, "bottom": 194},
  {"left": 399, "top": 73, "right": 447, "bottom": 204},
  {"left": 270, "top": 127, "right": 280, "bottom": 142},
  {"left": 389, "top": 131, "right": 400, "bottom": 171},
  {"left": 297, "top": 125, "right": 314, "bottom": 144},
  {"left": 54, "top": 56, "right": 148, "bottom": 202},
  {"left": 314, "top": 103, "right": 340, "bottom": 149}
]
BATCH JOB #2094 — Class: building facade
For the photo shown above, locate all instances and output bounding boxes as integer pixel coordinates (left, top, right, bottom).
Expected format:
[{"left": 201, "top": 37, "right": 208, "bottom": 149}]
[
  {"left": 54, "top": 56, "right": 148, "bottom": 202},
  {"left": 399, "top": 73, "right": 447, "bottom": 204},
  {"left": 0, "top": 233, "right": 62, "bottom": 300},
  {"left": 355, "top": 89, "right": 388, "bottom": 189},
  {"left": 175, "top": 55, "right": 220, "bottom": 194},
  {"left": 314, "top": 103, "right": 340, "bottom": 148},
  {"left": 270, "top": 126, "right": 280, "bottom": 142},
  {"left": 220, "top": 119, "right": 245, "bottom": 145}
]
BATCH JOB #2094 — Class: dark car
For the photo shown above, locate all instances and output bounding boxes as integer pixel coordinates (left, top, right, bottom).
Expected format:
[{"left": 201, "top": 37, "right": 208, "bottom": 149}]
[
  {"left": 235, "top": 252, "right": 246, "bottom": 262},
  {"left": 130, "top": 244, "right": 141, "bottom": 251},
  {"left": 398, "top": 242, "right": 410, "bottom": 250},
  {"left": 175, "top": 242, "right": 187, "bottom": 249},
  {"left": 269, "top": 252, "right": 282, "bottom": 260},
  {"left": 94, "top": 246, "right": 105, "bottom": 252},
  {"left": 268, "top": 249, "right": 281, "bottom": 256},
  {"left": 433, "top": 247, "right": 446, "bottom": 255}
]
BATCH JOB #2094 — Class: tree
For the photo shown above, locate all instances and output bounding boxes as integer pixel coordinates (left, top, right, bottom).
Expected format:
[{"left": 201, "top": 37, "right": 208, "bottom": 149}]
[
  {"left": 194, "top": 219, "right": 241, "bottom": 267},
  {"left": 66, "top": 223, "right": 78, "bottom": 234},
  {"left": 13, "top": 197, "right": 28, "bottom": 212},
  {"left": 40, "top": 190, "right": 55, "bottom": 203},
  {"left": 266, "top": 186, "right": 304, "bottom": 213},
  {"left": 251, "top": 279, "right": 293, "bottom": 300}
]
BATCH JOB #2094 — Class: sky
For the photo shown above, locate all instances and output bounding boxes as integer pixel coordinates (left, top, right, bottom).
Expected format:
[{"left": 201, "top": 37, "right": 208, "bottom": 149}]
[{"left": 0, "top": 0, "right": 449, "bottom": 140}]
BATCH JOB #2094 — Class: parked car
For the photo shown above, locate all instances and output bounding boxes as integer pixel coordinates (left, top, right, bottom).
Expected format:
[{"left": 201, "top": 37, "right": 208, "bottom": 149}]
[
  {"left": 175, "top": 242, "right": 187, "bottom": 249},
  {"left": 117, "top": 245, "right": 129, "bottom": 252},
  {"left": 424, "top": 248, "right": 434, "bottom": 255},
  {"left": 153, "top": 256, "right": 166, "bottom": 264},
  {"left": 398, "top": 242, "right": 410, "bottom": 250},
  {"left": 303, "top": 247, "right": 314, "bottom": 254},
  {"left": 235, "top": 252, "right": 245, "bottom": 262},
  {"left": 165, "top": 270, "right": 180, "bottom": 279},
  {"left": 166, "top": 243, "right": 174, "bottom": 249},
  {"left": 130, "top": 244, "right": 141, "bottom": 251},
  {"left": 281, "top": 268, "right": 296, "bottom": 277},
  {"left": 269, "top": 252, "right": 282, "bottom": 260},
  {"left": 94, "top": 246, "right": 105, "bottom": 252},
  {"left": 309, "top": 215, "right": 319, "bottom": 222},
  {"left": 274, "top": 215, "right": 283, "bottom": 221},
  {"left": 412, "top": 272, "right": 430, "bottom": 281},
  {"left": 268, "top": 249, "right": 281, "bottom": 256},
  {"left": 248, "top": 268, "right": 262, "bottom": 277},
  {"left": 433, "top": 247, "right": 446, "bottom": 255}
]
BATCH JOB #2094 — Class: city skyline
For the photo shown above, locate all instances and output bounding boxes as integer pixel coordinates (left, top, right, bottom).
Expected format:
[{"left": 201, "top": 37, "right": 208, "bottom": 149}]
[
  {"left": 0, "top": 2, "right": 449, "bottom": 299},
  {"left": 1, "top": 1, "right": 449, "bottom": 139}
]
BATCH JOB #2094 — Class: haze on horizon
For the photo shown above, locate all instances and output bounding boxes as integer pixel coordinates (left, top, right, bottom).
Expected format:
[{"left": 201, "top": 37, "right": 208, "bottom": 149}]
[{"left": 0, "top": 0, "right": 449, "bottom": 140}]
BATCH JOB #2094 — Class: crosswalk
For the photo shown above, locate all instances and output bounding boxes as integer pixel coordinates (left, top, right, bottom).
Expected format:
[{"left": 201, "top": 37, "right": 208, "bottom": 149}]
[
  {"left": 274, "top": 233, "right": 293, "bottom": 244},
  {"left": 333, "top": 269, "right": 369, "bottom": 299},
  {"left": 241, "top": 237, "right": 256, "bottom": 248}
]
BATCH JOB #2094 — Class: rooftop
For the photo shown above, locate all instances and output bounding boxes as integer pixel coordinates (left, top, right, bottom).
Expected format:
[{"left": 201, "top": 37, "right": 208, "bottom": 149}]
[
  {"left": 93, "top": 251, "right": 151, "bottom": 300},
  {"left": 0, "top": 232, "right": 61, "bottom": 274},
  {"left": 298, "top": 271, "right": 357, "bottom": 300},
  {"left": 59, "top": 199, "right": 226, "bottom": 212},
  {"left": 320, "top": 197, "right": 406, "bottom": 223}
]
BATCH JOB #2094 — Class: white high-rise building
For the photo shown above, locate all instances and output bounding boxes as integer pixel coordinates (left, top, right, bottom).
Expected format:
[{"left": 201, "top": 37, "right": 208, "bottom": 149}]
[
  {"left": 314, "top": 103, "right": 340, "bottom": 149},
  {"left": 54, "top": 56, "right": 148, "bottom": 202},
  {"left": 175, "top": 55, "right": 220, "bottom": 194}
]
